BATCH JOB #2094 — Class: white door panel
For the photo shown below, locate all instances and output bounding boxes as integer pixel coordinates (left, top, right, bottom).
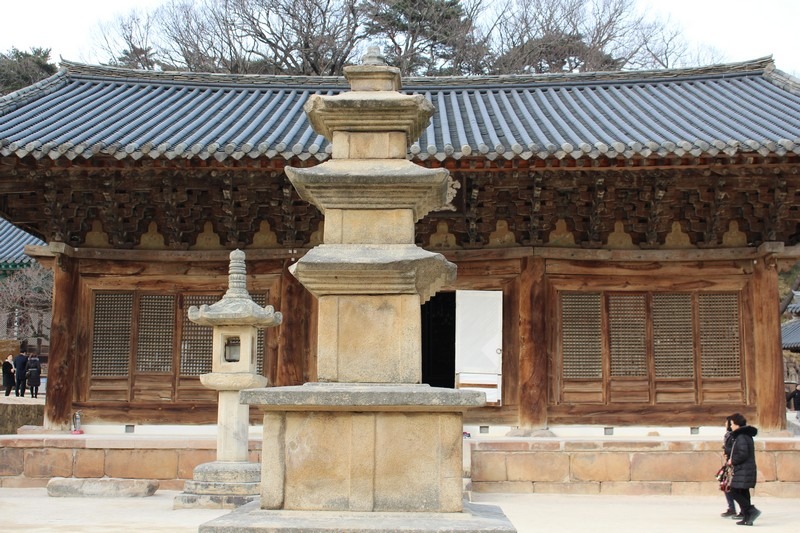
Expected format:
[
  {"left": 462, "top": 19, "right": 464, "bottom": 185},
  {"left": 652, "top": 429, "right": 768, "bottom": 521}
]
[{"left": 455, "top": 290, "right": 503, "bottom": 405}]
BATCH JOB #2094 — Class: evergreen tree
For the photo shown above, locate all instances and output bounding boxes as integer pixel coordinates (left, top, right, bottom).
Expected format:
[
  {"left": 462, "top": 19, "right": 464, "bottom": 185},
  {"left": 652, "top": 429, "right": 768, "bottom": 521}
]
[{"left": 0, "top": 48, "right": 57, "bottom": 96}]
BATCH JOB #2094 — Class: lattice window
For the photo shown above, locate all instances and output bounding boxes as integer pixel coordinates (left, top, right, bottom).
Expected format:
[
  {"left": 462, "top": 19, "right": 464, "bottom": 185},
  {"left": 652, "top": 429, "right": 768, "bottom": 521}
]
[
  {"left": 136, "top": 294, "right": 175, "bottom": 373},
  {"left": 653, "top": 293, "right": 694, "bottom": 378},
  {"left": 699, "top": 292, "right": 741, "bottom": 378},
  {"left": 608, "top": 294, "right": 647, "bottom": 377},
  {"left": 92, "top": 292, "right": 133, "bottom": 376},
  {"left": 561, "top": 292, "right": 602, "bottom": 378},
  {"left": 252, "top": 292, "right": 267, "bottom": 375},
  {"left": 179, "top": 294, "right": 218, "bottom": 375}
]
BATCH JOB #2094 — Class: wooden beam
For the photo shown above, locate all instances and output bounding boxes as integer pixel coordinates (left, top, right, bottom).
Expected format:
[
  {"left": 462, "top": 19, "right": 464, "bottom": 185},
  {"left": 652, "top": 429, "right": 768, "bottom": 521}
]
[
  {"left": 547, "top": 404, "right": 757, "bottom": 426},
  {"left": 533, "top": 245, "right": 771, "bottom": 262},
  {"left": 25, "top": 243, "right": 308, "bottom": 262}
]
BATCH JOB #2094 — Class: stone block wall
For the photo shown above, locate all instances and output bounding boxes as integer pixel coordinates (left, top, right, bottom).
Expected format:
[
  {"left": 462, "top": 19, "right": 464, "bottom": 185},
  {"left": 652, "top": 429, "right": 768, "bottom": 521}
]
[
  {"left": 469, "top": 438, "right": 800, "bottom": 498},
  {"left": 0, "top": 403, "right": 43, "bottom": 435},
  {"left": 4, "top": 434, "right": 798, "bottom": 498},
  {"left": 0, "top": 435, "right": 261, "bottom": 490}
]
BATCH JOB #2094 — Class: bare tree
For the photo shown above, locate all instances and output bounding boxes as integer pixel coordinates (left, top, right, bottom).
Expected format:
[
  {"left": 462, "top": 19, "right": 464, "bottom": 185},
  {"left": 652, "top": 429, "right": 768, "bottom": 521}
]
[
  {"left": 155, "top": 0, "right": 259, "bottom": 73},
  {"left": 486, "top": 0, "right": 703, "bottom": 74},
  {"left": 233, "top": 0, "right": 364, "bottom": 75},
  {"left": 90, "top": 0, "right": 718, "bottom": 76},
  {"left": 96, "top": 9, "right": 163, "bottom": 69},
  {"left": 0, "top": 263, "right": 53, "bottom": 354}
]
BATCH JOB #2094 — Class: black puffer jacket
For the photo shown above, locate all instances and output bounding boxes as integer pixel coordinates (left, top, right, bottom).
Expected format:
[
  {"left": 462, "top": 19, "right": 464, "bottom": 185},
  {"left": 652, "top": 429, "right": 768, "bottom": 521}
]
[{"left": 729, "top": 425, "right": 758, "bottom": 489}]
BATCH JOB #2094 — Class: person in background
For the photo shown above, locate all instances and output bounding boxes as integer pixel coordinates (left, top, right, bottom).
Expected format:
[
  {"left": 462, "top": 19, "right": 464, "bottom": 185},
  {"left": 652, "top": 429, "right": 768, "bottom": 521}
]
[
  {"left": 720, "top": 416, "right": 740, "bottom": 519},
  {"left": 12, "top": 351, "right": 27, "bottom": 397},
  {"left": 2, "top": 354, "right": 14, "bottom": 396},
  {"left": 788, "top": 384, "right": 800, "bottom": 421},
  {"left": 727, "top": 413, "right": 761, "bottom": 526},
  {"left": 25, "top": 353, "right": 42, "bottom": 399}
]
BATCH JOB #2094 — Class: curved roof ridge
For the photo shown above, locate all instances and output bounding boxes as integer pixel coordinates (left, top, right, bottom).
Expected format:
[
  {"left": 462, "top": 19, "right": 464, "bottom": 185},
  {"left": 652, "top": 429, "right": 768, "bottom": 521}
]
[
  {"left": 0, "top": 69, "right": 69, "bottom": 114},
  {"left": 56, "top": 56, "right": 776, "bottom": 89},
  {"left": 406, "top": 56, "right": 776, "bottom": 88},
  {"left": 763, "top": 63, "right": 800, "bottom": 96},
  {"left": 60, "top": 60, "right": 349, "bottom": 88}
]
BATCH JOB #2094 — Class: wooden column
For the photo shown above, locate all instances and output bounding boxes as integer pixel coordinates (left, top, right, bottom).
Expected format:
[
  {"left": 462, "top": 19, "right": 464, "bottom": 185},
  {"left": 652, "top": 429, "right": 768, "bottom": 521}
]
[
  {"left": 44, "top": 248, "right": 79, "bottom": 429},
  {"left": 518, "top": 257, "right": 547, "bottom": 429},
  {"left": 751, "top": 254, "right": 785, "bottom": 432},
  {"left": 274, "top": 262, "right": 316, "bottom": 386}
]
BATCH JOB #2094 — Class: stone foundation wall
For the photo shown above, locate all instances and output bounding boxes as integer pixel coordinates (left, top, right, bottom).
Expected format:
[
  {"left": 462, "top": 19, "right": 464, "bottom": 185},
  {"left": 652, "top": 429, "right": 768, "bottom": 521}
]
[
  {"left": 469, "top": 438, "right": 800, "bottom": 498},
  {"left": 3, "top": 434, "right": 798, "bottom": 497},
  {"left": 0, "top": 404, "right": 43, "bottom": 435},
  {"left": 0, "top": 434, "right": 261, "bottom": 490}
]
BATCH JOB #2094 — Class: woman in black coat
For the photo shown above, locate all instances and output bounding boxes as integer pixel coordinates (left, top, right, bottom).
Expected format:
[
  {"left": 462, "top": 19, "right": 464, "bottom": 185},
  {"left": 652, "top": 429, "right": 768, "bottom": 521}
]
[
  {"left": 2, "top": 354, "right": 14, "bottom": 396},
  {"left": 25, "top": 354, "right": 42, "bottom": 398},
  {"left": 720, "top": 416, "right": 739, "bottom": 517},
  {"left": 728, "top": 413, "right": 761, "bottom": 526}
]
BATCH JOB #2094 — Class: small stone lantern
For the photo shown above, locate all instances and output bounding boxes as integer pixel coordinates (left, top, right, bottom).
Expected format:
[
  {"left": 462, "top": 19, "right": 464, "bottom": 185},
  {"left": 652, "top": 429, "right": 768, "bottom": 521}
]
[{"left": 174, "top": 249, "right": 282, "bottom": 508}]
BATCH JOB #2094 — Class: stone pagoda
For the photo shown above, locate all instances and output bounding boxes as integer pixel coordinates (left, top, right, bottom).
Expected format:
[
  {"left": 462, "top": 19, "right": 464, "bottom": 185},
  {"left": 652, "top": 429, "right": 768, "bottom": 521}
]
[{"left": 201, "top": 48, "right": 515, "bottom": 531}]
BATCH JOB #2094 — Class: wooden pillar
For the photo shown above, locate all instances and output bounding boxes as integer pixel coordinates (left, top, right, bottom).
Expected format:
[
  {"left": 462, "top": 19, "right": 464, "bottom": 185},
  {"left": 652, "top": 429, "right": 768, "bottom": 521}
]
[
  {"left": 518, "top": 257, "right": 547, "bottom": 429},
  {"left": 44, "top": 249, "right": 79, "bottom": 429},
  {"left": 751, "top": 254, "right": 785, "bottom": 432}
]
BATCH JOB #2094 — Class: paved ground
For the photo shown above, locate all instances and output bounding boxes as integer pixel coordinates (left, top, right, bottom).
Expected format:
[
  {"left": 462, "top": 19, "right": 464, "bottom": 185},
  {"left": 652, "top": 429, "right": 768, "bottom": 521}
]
[{"left": 0, "top": 487, "right": 793, "bottom": 532}]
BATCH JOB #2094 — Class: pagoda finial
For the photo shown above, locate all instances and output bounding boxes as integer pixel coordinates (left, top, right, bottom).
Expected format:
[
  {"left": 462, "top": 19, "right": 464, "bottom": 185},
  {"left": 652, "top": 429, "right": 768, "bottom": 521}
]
[
  {"left": 187, "top": 249, "right": 283, "bottom": 327},
  {"left": 362, "top": 46, "right": 386, "bottom": 66}
]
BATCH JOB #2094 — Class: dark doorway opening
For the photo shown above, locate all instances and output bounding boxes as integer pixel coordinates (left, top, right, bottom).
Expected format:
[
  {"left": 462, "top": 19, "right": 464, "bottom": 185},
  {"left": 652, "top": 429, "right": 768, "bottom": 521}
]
[{"left": 421, "top": 291, "right": 455, "bottom": 388}]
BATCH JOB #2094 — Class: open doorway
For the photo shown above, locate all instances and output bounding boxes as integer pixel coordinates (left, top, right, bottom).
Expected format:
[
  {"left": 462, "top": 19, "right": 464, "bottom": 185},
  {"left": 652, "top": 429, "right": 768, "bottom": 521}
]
[
  {"left": 421, "top": 292, "right": 455, "bottom": 388},
  {"left": 421, "top": 290, "right": 503, "bottom": 404}
]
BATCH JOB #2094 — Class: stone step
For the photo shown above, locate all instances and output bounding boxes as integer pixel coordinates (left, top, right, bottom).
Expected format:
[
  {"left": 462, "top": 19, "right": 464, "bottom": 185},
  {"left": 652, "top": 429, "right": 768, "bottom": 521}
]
[
  {"left": 183, "top": 480, "right": 260, "bottom": 495},
  {"left": 193, "top": 461, "right": 260, "bottom": 483},
  {"left": 173, "top": 493, "right": 259, "bottom": 510},
  {"left": 47, "top": 477, "right": 158, "bottom": 497}
]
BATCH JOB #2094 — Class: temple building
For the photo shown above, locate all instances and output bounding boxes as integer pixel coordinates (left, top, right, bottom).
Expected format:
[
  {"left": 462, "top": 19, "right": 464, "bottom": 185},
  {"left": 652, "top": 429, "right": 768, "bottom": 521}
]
[{"left": 0, "top": 57, "right": 799, "bottom": 432}]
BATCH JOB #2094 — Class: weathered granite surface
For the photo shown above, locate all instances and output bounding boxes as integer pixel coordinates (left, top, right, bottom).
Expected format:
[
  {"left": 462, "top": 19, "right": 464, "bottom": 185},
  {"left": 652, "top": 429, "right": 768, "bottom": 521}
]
[
  {"left": 243, "top": 383, "right": 485, "bottom": 411},
  {"left": 199, "top": 499, "right": 516, "bottom": 532},
  {"left": 47, "top": 477, "right": 158, "bottom": 497}
]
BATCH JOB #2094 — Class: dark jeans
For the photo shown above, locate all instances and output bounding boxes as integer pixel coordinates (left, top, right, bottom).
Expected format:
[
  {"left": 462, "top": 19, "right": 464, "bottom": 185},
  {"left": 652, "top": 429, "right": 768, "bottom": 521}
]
[
  {"left": 29, "top": 386, "right": 38, "bottom": 398},
  {"left": 14, "top": 375, "right": 25, "bottom": 396},
  {"left": 730, "top": 487, "right": 753, "bottom": 516},
  {"left": 725, "top": 489, "right": 737, "bottom": 511}
]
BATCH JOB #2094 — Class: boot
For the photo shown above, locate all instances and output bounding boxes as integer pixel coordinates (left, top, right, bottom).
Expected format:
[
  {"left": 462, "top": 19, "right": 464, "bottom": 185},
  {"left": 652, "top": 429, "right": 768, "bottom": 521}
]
[
  {"left": 737, "top": 507, "right": 761, "bottom": 526},
  {"left": 720, "top": 508, "right": 736, "bottom": 517}
]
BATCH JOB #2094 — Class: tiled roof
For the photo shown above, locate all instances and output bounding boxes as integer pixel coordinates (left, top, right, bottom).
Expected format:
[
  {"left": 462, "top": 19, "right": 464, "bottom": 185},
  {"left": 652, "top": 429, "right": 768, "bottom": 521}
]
[
  {"left": 0, "top": 218, "right": 44, "bottom": 269},
  {"left": 1, "top": 57, "right": 800, "bottom": 162},
  {"left": 782, "top": 319, "right": 800, "bottom": 351}
]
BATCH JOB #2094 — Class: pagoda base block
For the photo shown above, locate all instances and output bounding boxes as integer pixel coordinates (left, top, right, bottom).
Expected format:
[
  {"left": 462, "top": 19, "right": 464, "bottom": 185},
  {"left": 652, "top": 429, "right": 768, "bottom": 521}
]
[{"left": 199, "top": 499, "right": 516, "bottom": 532}]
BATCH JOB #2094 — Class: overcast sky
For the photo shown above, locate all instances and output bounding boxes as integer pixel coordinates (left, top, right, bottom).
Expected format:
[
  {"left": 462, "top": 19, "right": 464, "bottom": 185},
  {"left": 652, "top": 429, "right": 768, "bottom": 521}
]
[{"left": 1, "top": 0, "right": 798, "bottom": 77}]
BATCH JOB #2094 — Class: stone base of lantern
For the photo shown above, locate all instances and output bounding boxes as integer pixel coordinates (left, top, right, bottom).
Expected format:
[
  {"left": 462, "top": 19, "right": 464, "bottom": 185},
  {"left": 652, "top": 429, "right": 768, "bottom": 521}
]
[
  {"left": 199, "top": 499, "right": 516, "bottom": 532},
  {"left": 174, "top": 461, "right": 261, "bottom": 509}
]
